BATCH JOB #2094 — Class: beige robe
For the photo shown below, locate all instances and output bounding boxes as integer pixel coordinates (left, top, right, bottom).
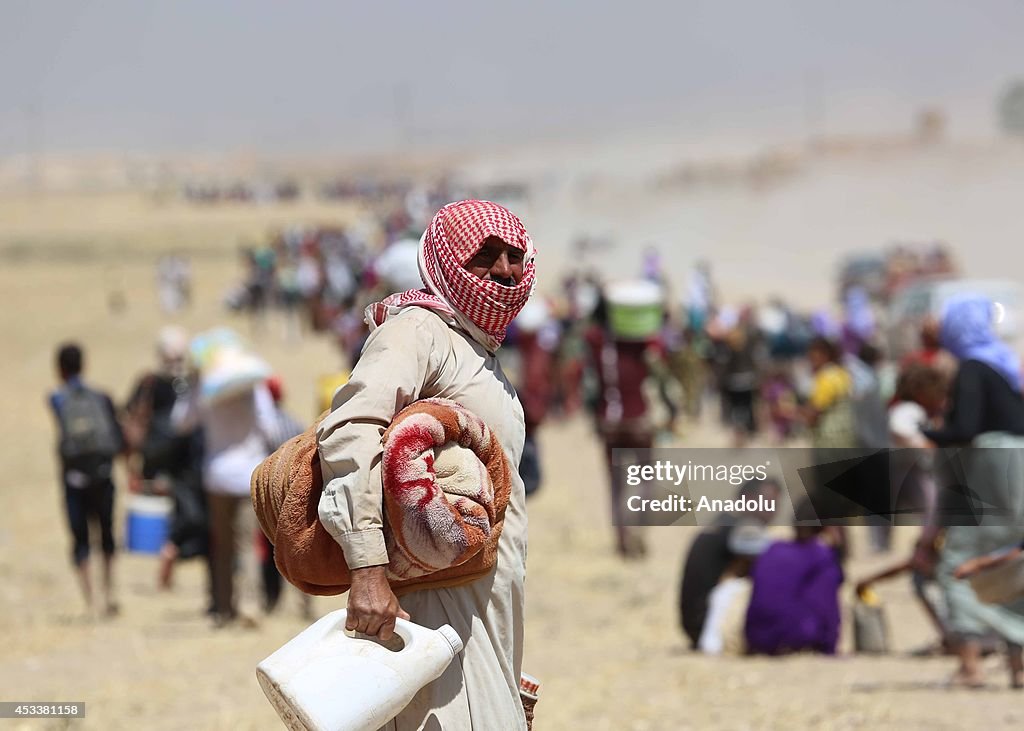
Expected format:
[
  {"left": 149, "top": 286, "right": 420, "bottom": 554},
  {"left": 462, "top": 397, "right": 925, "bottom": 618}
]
[{"left": 317, "top": 307, "right": 528, "bottom": 731}]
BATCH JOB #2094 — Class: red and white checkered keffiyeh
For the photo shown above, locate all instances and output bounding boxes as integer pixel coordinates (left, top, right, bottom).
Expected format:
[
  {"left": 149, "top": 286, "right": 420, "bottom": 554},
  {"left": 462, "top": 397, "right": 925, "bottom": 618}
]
[{"left": 366, "top": 199, "right": 537, "bottom": 352}]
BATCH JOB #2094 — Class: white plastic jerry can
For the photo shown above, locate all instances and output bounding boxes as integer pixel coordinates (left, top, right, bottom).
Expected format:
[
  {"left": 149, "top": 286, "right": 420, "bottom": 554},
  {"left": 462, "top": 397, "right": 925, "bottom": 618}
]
[{"left": 257, "top": 609, "right": 464, "bottom": 731}]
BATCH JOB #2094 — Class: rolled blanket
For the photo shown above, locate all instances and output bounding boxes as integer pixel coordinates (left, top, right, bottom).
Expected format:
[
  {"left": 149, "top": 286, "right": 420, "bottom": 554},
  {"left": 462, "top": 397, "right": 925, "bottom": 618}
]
[{"left": 251, "top": 398, "right": 511, "bottom": 596}]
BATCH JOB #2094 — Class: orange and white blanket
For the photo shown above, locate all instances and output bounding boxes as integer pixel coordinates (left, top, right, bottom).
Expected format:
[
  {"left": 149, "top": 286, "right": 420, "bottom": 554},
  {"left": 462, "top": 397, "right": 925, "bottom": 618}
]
[{"left": 251, "top": 398, "right": 511, "bottom": 596}]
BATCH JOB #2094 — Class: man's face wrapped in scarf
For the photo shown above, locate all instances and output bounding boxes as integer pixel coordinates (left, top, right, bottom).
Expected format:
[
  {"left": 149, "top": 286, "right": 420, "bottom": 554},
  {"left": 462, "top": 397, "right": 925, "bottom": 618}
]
[{"left": 368, "top": 200, "right": 537, "bottom": 353}]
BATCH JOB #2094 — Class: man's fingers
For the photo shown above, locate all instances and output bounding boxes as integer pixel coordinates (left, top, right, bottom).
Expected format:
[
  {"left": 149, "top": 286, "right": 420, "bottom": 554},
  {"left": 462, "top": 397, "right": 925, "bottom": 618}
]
[
  {"left": 347, "top": 603, "right": 374, "bottom": 634},
  {"left": 364, "top": 612, "right": 386, "bottom": 639},
  {"left": 378, "top": 616, "right": 397, "bottom": 641},
  {"left": 345, "top": 575, "right": 407, "bottom": 640}
]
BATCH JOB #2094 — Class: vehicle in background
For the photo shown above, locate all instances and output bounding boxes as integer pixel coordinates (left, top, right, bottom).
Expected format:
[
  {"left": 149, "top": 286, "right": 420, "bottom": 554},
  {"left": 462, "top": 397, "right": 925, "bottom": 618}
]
[
  {"left": 887, "top": 278, "right": 1023, "bottom": 360},
  {"left": 838, "top": 254, "right": 888, "bottom": 303},
  {"left": 837, "top": 243, "right": 959, "bottom": 306}
]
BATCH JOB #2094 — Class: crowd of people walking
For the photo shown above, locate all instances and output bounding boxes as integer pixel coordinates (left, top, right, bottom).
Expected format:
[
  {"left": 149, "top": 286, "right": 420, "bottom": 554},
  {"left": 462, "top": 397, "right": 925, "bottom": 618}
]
[{"left": 47, "top": 192, "right": 1024, "bottom": 700}]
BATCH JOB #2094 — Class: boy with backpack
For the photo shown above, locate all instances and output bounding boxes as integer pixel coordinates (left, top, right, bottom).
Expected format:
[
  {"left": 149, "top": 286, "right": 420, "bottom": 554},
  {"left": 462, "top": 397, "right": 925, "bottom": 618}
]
[{"left": 49, "top": 343, "right": 124, "bottom": 617}]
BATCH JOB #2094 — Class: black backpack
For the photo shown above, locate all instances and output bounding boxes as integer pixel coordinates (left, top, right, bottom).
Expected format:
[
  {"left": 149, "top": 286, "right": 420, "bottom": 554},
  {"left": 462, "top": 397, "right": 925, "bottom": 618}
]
[{"left": 58, "top": 386, "right": 122, "bottom": 464}]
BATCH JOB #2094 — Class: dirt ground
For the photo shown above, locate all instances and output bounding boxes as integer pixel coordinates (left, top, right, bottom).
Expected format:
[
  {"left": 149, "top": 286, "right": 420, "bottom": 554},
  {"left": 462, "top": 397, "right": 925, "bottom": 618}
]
[{"left": 1, "top": 192, "right": 1022, "bottom": 730}]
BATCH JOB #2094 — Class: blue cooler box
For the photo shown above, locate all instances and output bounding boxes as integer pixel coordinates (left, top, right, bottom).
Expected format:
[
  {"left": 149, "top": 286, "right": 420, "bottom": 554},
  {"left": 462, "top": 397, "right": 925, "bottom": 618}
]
[{"left": 125, "top": 494, "right": 173, "bottom": 554}]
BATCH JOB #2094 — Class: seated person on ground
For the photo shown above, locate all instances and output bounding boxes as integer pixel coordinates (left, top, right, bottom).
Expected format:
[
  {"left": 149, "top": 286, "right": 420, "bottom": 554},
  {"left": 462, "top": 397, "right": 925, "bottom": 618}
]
[{"left": 744, "top": 523, "right": 844, "bottom": 656}]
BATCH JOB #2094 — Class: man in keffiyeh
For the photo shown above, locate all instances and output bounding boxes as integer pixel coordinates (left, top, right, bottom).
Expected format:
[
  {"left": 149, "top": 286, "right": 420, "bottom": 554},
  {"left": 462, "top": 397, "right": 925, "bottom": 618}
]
[
  {"left": 317, "top": 200, "right": 536, "bottom": 729},
  {"left": 366, "top": 198, "right": 537, "bottom": 352}
]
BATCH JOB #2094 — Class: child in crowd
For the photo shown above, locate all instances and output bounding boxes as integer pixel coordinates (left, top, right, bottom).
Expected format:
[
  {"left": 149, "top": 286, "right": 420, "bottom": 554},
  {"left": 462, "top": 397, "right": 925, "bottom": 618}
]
[
  {"left": 760, "top": 364, "right": 800, "bottom": 443},
  {"left": 888, "top": 364, "right": 946, "bottom": 449},
  {"left": 804, "top": 337, "right": 855, "bottom": 449},
  {"left": 744, "top": 523, "right": 845, "bottom": 656}
]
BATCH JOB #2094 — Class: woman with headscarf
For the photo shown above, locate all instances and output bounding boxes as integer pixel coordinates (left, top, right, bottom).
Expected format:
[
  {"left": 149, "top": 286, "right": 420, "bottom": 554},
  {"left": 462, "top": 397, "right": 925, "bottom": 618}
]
[
  {"left": 317, "top": 200, "right": 536, "bottom": 729},
  {"left": 923, "top": 294, "right": 1024, "bottom": 689}
]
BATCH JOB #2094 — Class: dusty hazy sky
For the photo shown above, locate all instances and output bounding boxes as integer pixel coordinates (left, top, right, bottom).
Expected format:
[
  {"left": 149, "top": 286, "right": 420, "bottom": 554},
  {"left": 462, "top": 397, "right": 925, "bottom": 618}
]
[{"left": 2, "top": 0, "right": 1022, "bottom": 155}]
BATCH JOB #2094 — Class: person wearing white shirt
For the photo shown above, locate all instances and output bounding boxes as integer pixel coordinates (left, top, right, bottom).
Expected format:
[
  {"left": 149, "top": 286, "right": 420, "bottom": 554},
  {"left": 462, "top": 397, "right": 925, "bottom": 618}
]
[{"left": 174, "top": 379, "right": 277, "bottom": 627}]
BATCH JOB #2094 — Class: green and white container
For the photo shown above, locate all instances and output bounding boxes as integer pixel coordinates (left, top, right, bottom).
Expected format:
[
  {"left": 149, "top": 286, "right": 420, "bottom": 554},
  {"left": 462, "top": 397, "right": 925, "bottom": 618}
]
[{"left": 605, "top": 280, "right": 664, "bottom": 341}]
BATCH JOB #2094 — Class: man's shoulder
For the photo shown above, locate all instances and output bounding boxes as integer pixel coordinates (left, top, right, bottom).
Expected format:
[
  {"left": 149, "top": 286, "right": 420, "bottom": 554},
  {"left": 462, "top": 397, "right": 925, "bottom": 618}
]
[
  {"left": 48, "top": 382, "right": 104, "bottom": 420},
  {"left": 377, "top": 307, "right": 455, "bottom": 343},
  {"left": 59, "top": 382, "right": 116, "bottom": 405},
  {"left": 390, "top": 306, "right": 446, "bottom": 326},
  {"left": 82, "top": 382, "right": 116, "bottom": 404}
]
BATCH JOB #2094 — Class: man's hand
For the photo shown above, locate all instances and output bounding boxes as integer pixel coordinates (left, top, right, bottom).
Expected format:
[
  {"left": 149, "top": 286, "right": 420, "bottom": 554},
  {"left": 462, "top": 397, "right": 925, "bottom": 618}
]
[{"left": 346, "top": 565, "right": 410, "bottom": 641}]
